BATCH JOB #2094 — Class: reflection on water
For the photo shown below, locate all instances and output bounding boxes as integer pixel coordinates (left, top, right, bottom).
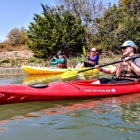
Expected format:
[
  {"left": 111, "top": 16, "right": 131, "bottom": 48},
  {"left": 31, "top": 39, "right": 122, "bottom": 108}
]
[
  {"left": 0, "top": 93, "right": 140, "bottom": 140},
  {"left": 0, "top": 68, "right": 101, "bottom": 85},
  {"left": 0, "top": 74, "right": 26, "bottom": 84},
  {"left": 0, "top": 69, "right": 140, "bottom": 140},
  {"left": 23, "top": 74, "right": 62, "bottom": 84},
  {"left": 23, "top": 71, "right": 99, "bottom": 84}
]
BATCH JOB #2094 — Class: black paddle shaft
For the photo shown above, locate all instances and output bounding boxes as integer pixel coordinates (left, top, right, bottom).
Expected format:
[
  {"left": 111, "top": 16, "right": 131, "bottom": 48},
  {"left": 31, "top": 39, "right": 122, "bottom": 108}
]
[
  {"left": 78, "top": 55, "right": 140, "bottom": 73},
  {"left": 46, "top": 43, "right": 68, "bottom": 66}
]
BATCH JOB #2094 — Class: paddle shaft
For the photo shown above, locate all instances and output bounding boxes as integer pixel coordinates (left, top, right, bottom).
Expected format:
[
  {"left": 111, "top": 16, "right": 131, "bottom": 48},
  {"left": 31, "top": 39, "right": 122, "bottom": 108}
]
[
  {"left": 78, "top": 55, "right": 140, "bottom": 73},
  {"left": 48, "top": 50, "right": 61, "bottom": 64}
]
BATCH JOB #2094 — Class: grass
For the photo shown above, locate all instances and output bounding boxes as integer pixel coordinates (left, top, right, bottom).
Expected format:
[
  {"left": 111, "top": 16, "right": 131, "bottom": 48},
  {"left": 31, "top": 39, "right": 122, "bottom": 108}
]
[
  {"left": 67, "top": 54, "right": 121, "bottom": 68},
  {"left": 0, "top": 54, "right": 121, "bottom": 68}
]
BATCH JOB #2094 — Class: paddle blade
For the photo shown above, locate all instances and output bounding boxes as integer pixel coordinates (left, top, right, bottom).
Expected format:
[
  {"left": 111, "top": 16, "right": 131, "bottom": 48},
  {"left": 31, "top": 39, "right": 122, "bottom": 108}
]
[
  {"left": 82, "top": 46, "right": 86, "bottom": 56},
  {"left": 61, "top": 70, "right": 78, "bottom": 79},
  {"left": 62, "top": 43, "right": 68, "bottom": 50}
]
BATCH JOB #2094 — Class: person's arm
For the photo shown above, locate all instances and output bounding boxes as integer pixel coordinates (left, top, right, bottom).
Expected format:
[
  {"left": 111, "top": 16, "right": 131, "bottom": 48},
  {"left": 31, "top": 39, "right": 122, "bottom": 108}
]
[
  {"left": 88, "top": 54, "right": 99, "bottom": 61},
  {"left": 50, "top": 57, "right": 65, "bottom": 65},
  {"left": 55, "top": 57, "right": 65, "bottom": 63},
  {"left": 49, "top": 57, "right": 59, "bottom": 65},
  {"left": 95, "top": 65, "right": 117, "bottom": 74}
]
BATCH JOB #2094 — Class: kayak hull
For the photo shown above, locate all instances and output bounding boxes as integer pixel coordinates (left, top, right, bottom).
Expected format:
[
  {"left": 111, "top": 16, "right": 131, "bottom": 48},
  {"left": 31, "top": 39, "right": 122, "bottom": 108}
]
[
  {"left": 0, "top": 80, "right": 140, "bottom": 105},
  {"left": 22, "top": 65, "right": 66, "bottom": 74},
  {"left": 21, "top": 65, "right": 98, "bottom": 75}
]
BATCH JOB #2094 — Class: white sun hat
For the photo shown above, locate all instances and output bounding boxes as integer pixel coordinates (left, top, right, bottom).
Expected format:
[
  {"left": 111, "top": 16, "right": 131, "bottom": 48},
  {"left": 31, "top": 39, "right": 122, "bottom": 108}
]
[{"left": 90, "top": 48, "right": 96, "bottom": 52}]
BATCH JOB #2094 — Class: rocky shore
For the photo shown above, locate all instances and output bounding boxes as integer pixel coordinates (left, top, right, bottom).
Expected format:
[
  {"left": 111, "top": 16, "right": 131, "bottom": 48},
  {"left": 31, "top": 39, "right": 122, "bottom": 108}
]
[
  {"left": 0, "top": 50, "right": 34, "bottom": 67},
  {"left": 0, "top": 50, "right": 34, "bottom": 75}
]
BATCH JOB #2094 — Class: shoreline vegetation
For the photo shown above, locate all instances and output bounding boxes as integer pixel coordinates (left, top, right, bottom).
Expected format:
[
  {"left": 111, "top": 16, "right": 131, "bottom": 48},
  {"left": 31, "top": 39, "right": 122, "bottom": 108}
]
[
  {"left": 0, "top": 1, "right": 139, "bottom": 70},
  {"left": 0, "top": 49, "right": 121, "bottom": 69},
  {"left": 0, "top": 43, "right": 121, "bottom": 74}
]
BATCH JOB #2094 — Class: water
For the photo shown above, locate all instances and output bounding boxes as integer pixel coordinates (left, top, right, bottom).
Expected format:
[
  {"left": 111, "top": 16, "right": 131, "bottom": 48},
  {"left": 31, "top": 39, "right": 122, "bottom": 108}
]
[{"left": 0, "top": 70, "right": 140, "bottom": 140}]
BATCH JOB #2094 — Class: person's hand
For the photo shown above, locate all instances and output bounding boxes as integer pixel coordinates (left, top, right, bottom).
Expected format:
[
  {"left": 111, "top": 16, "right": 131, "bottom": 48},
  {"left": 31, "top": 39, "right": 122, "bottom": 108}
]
[
  {"left": 123, "top": 57, "right": 130, "bottom": 61},
  {"left": 122, "top": 57, "right": 132, "bottom": 66},
  {"left": 95, "top": 65, "right": 103, "bottom": 72}
]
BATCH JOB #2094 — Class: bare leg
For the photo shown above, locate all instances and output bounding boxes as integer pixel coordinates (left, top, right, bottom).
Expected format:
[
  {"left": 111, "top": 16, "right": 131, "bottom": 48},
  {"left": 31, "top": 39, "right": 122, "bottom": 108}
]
[
  {"left": 91, "top": 80, "right": 100, "bottom": 84},
  {"left": 75, "top": 62, "right": 82, "bottom": 69},
  {"left": 78, "top": 62, "right": 84, "bottom": 68}
]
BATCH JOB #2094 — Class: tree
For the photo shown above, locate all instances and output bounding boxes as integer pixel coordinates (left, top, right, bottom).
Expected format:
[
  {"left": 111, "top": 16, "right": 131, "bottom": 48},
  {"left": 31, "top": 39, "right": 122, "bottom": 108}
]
[
  {"left": 27, "top": 4, "right": 86, "bottom": 58},
  {"left": 118, "top": 0, "right": 140, "bottom": 49},
  {"left": 56, "top": 0, "right": 106, "bottom": 45},
  {"left": 93, "top": 4, "right": 121, "bottom": 50},
  {"left": 93, "top": 0, "right": 140, "bottom": 52},
  {"left": 119, "top": 0, "right": 140, "bottom": 16},
  {"left": 7, "top": 28, "right": 20, "bottom": 46},
  {"left": 6, "top": 27, "right": 28, "bottom": 46}
]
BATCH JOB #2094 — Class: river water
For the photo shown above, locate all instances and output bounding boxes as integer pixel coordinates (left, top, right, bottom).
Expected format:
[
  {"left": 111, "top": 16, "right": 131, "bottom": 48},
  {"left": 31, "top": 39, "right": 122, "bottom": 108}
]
[{"left": 0, "top": 69, "right": 140, "bottom": 140}]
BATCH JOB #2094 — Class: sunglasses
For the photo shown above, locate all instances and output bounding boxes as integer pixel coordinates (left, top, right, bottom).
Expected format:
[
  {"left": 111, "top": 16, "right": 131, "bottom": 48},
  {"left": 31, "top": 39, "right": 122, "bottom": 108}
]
[{"left": 120, "top": 46, "right": 129, "bottom": 50}]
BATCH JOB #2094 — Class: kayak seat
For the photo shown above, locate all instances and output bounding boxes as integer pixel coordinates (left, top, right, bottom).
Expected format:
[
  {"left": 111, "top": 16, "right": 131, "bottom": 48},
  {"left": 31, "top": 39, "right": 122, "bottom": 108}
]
[{"left": 28, "top": 83, "right": 48, "bottom": 88}]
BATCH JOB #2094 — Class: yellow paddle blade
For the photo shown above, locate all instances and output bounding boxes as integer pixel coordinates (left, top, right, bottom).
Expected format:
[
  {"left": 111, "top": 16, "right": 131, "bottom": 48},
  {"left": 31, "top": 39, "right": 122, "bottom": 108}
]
[
  {"left": 61, "top": 70, "right": 79, "bottom": 79},
  {"left": 61, "top": 67, "right": 98, "bottom": 79},
  {"left": 82, "top": 46, "right": 86, "bottom": 56}
]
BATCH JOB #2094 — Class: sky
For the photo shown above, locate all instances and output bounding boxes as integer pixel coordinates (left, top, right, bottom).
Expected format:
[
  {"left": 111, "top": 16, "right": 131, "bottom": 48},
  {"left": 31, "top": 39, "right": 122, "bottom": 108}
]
[{"left": 0, "top": 0, "right": 117, "bottom": 42}]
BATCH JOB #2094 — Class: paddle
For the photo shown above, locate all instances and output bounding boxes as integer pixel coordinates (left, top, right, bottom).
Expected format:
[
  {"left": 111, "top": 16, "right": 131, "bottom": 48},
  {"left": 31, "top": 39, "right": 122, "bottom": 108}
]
[
  {"left": 46, "top": 43, "right": 68, "bottom": 66},
  {"left": 82, "top": 46, "right": 86, "bottom": 56},
  {"left": 61, "top": 55, "right": 140, "bottom": 79}
]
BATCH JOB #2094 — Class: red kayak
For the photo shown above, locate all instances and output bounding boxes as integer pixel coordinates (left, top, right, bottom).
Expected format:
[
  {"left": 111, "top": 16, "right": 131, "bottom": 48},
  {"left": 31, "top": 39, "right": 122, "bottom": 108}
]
[{"left": 0, "top": 79, "right": 140, "bottom": 105}]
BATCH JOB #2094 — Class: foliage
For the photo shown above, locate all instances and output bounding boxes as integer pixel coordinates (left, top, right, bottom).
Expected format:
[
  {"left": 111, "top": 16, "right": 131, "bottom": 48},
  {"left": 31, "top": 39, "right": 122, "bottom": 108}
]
[
  {"left": 6, "top": 27, "right": 28, "bottom": 46},
  {"left": 2, "top": 0, "right": 140, "bottom": 58},
  {"left": 27, "top": 4, "right": 86, "bottom": 58},
  {"left": 57, "top": 0, "right": 106, "bottom": 45},
  {"left": 93, "top": 0, "right": 140, "bottom": 52},
  {"left": 93, "top": 4, "right": 120, "bottom": 51}
]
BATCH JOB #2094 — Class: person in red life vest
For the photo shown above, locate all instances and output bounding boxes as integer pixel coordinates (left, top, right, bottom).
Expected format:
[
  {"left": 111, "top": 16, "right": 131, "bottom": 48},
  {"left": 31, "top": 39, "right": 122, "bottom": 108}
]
[
  {"left": 92, "top": 40, "right": 140, "bottom": 84},
  {"left": 75, "top": 48, "right": 99, "bottom": 69},
  {"left": 50, "top": 52, "right": 67, "bottom": 68}
]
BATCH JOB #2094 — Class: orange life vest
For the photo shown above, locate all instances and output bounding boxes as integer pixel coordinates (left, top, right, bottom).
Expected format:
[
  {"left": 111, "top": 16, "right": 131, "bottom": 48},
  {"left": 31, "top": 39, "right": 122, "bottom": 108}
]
[{"left": 116, "top": 56, "right": 140, "bottom": 81}]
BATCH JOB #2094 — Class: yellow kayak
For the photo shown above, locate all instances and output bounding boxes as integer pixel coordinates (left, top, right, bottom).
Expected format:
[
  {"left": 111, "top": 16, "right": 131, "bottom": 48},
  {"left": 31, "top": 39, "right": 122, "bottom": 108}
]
[
  {"left": 22, "top": 65, "right": 67, "bottom": 75},
  {"left": 22, "top": 65, "right": 98, "bottom": 75}
]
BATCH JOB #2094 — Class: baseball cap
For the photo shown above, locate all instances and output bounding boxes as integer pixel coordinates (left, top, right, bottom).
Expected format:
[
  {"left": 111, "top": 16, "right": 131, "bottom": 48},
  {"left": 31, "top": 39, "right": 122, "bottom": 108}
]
[
  {"left": 118, "top": 40, "right": 136, "bottom": 49},
  {"left": 90, "top": 48, "right": 96, "bottom": 52}
]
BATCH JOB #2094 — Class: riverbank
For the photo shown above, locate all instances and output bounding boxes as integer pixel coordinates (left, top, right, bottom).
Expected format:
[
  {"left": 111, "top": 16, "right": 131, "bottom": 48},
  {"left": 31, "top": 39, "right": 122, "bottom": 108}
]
[
  {"left": 0, "top": 50, "right": 34, "bottom": 75},
  {"left": 0, "top": 50, "right": 121, "bottom": 75},
  {"left": 0, "top": 50, "right": 34, "bottom": 68}
]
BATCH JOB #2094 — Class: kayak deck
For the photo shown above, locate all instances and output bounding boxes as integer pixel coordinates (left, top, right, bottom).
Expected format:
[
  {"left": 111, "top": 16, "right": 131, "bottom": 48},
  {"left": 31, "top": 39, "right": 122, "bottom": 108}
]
[
  {"left": 22, "top": 65, "right": 98, "bottom": 75},
  {"left": 22, "top": 65, "right": 67, "bottom": 74}
]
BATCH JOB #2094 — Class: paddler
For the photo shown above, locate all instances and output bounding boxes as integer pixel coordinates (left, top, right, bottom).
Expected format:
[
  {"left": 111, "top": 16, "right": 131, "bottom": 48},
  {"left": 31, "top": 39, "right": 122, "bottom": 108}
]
[
  {"left": 75, "top": 47, "right": 99, "bottom": 69},
  {"left": 50, "top": 52, "right": 67, "bottom": 68},
  {"left": 92, "top": 40, "right": 140, "bottom": 84}
]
